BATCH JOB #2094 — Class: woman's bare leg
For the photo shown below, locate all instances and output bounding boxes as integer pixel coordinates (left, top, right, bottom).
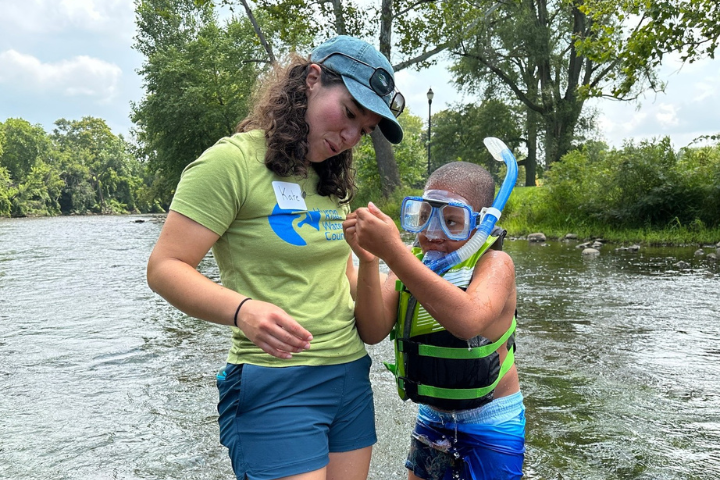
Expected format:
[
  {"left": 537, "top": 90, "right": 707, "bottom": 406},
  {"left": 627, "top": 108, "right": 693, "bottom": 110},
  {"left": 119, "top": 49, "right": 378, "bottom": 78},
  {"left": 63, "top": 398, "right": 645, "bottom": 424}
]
[{"left": 327, "top": 446, "right": 372, "bottom": 480}]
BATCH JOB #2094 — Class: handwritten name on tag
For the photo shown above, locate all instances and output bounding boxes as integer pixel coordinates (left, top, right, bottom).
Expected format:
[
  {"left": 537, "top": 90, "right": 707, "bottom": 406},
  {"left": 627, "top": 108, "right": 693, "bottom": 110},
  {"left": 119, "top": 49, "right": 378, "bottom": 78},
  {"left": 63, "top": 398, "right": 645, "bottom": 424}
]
[{"left": 272, "top": 181, "right": 307, "bottom": 210}]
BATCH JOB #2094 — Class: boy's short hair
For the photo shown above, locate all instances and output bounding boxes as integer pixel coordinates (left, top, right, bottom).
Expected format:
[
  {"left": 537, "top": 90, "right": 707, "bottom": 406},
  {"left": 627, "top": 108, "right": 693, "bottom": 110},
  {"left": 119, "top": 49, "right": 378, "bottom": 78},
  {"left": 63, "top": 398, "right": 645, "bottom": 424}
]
[{"left": 427, "top": 162, "right": 495, "bottom": 211}]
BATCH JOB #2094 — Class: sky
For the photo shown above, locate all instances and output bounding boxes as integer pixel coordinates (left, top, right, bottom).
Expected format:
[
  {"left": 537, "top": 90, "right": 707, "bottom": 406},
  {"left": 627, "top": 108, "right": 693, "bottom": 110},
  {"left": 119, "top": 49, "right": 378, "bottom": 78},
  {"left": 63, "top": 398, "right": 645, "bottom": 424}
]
[{"left": 2, "top": 0, "right": 719, "bottom": 151}]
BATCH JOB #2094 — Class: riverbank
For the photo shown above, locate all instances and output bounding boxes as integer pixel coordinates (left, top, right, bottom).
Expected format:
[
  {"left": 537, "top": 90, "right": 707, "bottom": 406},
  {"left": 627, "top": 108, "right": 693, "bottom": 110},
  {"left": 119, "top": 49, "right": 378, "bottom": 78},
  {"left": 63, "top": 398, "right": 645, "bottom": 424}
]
[{"left": 498, "top": 186, "right": 720, "bottom": 246}]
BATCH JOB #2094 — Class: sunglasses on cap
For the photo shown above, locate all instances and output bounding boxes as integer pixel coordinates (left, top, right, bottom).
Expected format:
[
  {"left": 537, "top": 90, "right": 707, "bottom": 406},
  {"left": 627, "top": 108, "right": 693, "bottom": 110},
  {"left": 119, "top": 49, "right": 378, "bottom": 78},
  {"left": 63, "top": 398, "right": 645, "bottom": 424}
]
[
  {"left": 314, "top": 51, "right": 405, "bottom": 118},
  {"left": 401, "top": 196, "right": 481, "bottom": 241}
]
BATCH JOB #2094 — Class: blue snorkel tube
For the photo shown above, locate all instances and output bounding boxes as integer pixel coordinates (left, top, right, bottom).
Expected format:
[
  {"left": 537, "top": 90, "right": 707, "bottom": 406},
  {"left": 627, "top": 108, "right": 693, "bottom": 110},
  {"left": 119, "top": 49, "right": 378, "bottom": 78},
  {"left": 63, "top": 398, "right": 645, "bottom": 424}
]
[{"left": 424, "top": 137, "right": 518, "bottom": 275}]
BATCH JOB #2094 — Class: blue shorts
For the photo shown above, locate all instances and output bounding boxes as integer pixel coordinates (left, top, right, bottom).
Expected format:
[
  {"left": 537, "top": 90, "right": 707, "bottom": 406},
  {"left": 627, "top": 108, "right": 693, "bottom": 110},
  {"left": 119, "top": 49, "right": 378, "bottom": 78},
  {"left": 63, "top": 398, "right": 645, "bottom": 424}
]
[
  {"left": 216, "top": 355, "right": 376, "bottom": 480},
  {"left": 406, "top": 392, "right": 526, "bottom": 480}
]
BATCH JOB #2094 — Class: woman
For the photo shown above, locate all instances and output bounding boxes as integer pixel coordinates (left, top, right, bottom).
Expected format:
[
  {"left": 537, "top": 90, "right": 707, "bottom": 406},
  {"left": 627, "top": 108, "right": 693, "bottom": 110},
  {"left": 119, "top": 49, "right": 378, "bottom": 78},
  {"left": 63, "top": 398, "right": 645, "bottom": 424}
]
[{"left": 146, "top": 35, "right": 404, "bottom": 480}]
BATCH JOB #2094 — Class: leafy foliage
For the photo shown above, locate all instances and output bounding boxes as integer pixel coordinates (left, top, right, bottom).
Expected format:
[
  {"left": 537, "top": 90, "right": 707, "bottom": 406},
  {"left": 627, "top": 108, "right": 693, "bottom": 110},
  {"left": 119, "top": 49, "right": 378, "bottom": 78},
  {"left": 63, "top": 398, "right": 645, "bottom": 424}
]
[
  {"left": 541, "top": 137, "right": 720, "bottom": 228},
  {"left": 0, "top": 117, "right": 153, "bottom": 218},
  {"left": 581, "top": 0, "right": 720, "bottom": 95},
  {"left": 447, "top": 0, "right": 656, "bottom": 168},
  {"left": 132, "top": 2, "right": 266, "bottom": 205},
  {"left": 429, "top": 100, "right": 523, "bottom": 178},
  {"left": 0, "top": 118, "right": 52, "bottom": 182},
  {"left": 0, "top": 166, "right": 17, "bottom": 217}
]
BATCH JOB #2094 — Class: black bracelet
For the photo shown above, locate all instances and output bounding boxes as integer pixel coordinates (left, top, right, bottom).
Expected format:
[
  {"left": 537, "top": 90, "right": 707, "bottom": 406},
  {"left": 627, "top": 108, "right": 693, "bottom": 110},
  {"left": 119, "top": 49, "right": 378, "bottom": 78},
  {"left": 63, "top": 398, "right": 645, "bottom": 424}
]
[{"left": 233, "top": 297, "right": 252, "bottom": 328}]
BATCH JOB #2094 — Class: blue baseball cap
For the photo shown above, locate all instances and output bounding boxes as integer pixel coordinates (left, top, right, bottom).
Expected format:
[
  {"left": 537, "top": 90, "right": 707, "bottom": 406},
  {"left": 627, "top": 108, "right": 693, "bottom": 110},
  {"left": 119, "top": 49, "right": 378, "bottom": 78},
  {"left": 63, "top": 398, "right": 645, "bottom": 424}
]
[{"left": 311, "top": 35, "right": 404, "bottom": 144}]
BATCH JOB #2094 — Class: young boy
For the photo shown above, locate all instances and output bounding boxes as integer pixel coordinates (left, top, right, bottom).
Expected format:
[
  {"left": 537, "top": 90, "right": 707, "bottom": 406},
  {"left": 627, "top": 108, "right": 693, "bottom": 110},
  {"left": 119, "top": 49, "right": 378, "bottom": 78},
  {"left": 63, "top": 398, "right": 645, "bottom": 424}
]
[{"left": 343, "top": 161, "right": 525, "bottom": 480}]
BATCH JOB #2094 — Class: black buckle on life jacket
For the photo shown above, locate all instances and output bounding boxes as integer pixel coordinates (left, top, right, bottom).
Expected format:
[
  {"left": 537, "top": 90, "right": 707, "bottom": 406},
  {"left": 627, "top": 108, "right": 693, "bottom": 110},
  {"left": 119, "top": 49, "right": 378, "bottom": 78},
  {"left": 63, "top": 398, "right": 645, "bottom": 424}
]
[{"left": 397, "top": 338, "right": 419, "bottom": 356}]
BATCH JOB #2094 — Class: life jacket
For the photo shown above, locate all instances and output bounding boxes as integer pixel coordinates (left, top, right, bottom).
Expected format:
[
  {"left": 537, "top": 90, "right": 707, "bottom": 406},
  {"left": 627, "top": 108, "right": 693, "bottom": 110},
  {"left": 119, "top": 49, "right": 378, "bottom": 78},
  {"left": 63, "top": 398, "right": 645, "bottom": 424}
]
[{"left": 385, "top": 228, "right": 517, "bottom": 410}]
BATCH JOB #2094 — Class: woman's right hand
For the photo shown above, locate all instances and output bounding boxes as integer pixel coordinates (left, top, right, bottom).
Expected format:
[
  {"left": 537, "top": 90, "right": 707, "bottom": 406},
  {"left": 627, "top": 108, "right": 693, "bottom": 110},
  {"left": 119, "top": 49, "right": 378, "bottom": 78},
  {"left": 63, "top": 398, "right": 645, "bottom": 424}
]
[
  {"left": 147, "top": 211, "right": 312, "bottom": 360},
  {"left": 234, "top": 299, "right": 313, "bottom": 359}
]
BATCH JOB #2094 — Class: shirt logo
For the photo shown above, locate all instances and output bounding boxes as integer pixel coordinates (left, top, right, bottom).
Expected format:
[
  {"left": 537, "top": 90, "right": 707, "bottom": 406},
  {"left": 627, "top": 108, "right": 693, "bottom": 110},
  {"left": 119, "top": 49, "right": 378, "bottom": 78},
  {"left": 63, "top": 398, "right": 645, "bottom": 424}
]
[
  {"left": 268, "top": 204, "right": 345, "bottom": 246},
  {"left": 268, "top": 204, "right": 320, "bottom": 246}
]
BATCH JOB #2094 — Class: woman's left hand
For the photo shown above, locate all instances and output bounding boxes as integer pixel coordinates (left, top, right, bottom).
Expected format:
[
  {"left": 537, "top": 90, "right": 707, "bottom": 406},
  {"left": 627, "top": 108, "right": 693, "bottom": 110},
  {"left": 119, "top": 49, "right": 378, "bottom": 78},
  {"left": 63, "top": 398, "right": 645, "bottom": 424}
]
[{"left": 343, "top": 211, "right": 376, "bottom": 263}]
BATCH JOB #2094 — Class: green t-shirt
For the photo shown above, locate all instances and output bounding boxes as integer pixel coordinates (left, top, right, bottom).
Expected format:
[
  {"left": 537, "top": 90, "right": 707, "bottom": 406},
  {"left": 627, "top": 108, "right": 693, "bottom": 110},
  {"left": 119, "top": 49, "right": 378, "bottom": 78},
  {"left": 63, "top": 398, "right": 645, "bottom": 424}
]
[{"left": 170, "top": 130, "right": 366, "bottom": 367}]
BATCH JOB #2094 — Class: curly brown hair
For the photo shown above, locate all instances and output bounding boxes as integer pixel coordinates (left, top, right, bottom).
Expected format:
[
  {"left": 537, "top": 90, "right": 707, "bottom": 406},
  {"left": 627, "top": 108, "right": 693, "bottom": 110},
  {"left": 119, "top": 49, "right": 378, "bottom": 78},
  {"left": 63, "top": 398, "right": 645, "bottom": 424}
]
[{"left": 236, "top": 53, "right": 356, "bottom": 203}]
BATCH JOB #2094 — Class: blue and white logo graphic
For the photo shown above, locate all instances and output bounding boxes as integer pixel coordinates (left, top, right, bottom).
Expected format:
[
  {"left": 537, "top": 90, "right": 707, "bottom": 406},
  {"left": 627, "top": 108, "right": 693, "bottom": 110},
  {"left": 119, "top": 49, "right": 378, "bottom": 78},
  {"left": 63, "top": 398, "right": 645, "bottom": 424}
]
[{"left": 268, "top": 204, "right": 322, "bottom": 246}]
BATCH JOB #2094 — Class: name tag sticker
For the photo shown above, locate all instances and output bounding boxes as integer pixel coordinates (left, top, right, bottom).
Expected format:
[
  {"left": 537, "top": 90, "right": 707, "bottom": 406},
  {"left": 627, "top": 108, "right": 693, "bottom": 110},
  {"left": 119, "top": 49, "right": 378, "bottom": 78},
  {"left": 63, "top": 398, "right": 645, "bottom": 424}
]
[{"left": 272, "top": 181, "right": 307, "bottom": 210}]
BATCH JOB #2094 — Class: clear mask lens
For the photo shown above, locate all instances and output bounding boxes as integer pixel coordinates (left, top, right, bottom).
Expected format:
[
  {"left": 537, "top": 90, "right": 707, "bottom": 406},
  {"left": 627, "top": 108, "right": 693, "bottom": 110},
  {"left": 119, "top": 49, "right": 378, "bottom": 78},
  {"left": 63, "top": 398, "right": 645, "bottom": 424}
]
[{"left": 401, "top": 197, "right": 475, "bottom": 241}]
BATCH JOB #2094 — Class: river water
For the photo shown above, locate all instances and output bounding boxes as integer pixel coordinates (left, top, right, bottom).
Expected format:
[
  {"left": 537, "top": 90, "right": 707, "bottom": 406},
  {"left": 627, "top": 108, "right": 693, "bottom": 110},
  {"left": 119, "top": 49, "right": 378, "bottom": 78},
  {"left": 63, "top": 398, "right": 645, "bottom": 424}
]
[{"left": 1, "top": 215, "right": 718, "bottom": 480}]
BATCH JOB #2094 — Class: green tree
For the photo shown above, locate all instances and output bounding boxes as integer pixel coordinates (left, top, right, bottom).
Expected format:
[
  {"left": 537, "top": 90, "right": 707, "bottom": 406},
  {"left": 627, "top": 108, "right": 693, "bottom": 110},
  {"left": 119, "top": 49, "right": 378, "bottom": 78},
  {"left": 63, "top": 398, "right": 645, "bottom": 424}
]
[
  {"left": 448, "top": 0, "right": 663, "bottom": 168},
  {"left": 132, "top": 0, "right": 266, "bottom": 204},
  {"left": 582, "top": 0, "right": 720, "bottom": 96},
  {"left": 0, "top": 118, "right": 52, "bottom": 183},
  {"left": 11, "top": 162, "right": 64, "bottom": 217},
  {"left": 429, "top": 100, "right": 523, "bottom": 179},
  {"left": 52, "top": 117, "right": 142, "bottom": 214},
  {"left": 0, "top": 166, "right": 16, "bottom": 217},
  {"left": 134, "top": 0, "right": 215, "bottom": 57}
]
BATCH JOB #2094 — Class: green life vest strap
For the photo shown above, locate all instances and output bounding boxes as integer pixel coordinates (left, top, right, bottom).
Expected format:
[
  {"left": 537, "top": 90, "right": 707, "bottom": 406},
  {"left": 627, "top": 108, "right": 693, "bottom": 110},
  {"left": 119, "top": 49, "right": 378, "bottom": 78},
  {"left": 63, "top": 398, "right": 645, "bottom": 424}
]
[
  {"left": 400, "top": 343, "right": 516, "bottom": 400},
  {"left": 398, "top": 318, "right": 516, "bottom": 360}
]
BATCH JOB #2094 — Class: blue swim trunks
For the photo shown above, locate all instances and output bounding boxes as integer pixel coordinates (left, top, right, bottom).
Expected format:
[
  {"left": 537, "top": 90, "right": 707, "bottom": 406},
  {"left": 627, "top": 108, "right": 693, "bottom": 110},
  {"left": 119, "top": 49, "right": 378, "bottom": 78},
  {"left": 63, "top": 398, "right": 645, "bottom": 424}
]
[{"left": 406, "top": 391, "right": 526, "bottom": 480}]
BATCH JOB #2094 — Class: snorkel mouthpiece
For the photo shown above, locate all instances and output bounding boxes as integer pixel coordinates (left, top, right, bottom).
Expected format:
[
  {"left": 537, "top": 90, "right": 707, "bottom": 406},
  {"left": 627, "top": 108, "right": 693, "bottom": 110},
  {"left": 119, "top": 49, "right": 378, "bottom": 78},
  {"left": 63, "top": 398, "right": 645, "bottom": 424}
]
[
  {"left": 422, "top": 250, "right": 447, "bottom": 264},
  {"left": 424, "top": 137, "right": 518, "bottom": 274}
]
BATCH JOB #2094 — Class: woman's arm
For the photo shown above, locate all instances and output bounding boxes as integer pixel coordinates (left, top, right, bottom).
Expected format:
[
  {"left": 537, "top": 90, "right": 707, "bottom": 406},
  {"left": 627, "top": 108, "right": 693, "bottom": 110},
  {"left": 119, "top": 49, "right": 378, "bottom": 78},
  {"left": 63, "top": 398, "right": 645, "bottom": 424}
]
[{"left": 147, "top": 211, "right": 313, "bottom": 358}]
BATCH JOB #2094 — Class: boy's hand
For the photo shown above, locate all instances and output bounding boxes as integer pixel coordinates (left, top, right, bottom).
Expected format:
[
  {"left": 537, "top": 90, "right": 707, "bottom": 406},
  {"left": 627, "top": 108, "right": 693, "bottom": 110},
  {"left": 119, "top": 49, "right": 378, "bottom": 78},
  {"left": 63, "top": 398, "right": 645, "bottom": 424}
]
[{"left": 352, "top": 202, "right": 403, "bottom": 259}]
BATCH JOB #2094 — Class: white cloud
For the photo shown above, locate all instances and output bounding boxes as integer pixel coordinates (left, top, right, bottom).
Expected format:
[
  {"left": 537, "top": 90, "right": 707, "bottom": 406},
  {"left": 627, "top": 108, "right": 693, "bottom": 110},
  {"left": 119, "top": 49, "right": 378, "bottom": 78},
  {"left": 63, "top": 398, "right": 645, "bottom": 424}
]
[
  {"left": 0, "top": 50, "right": 122, "bottom": 102},
  {"left": 690, "top": 80, "right": 716, "bottom": 103},
  {"left": 655, "top": 103, "right": 680, "bottom": 128},
  {"left": 594, "top": 105, "right": 647, "bottom": 144},
  {"left": 60, "top": 0, "right": 105, "bottom": 23},
  {"left": 0, "top": 0, "right": 134, "bottom": 36}
]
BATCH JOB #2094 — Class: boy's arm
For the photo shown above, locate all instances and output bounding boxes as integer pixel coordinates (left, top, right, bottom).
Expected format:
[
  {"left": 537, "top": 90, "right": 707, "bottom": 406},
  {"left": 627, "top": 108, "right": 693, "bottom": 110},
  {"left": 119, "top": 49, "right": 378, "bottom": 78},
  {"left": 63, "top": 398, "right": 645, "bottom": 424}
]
[
  {"left": 387, "top": 249, "right": 516, "bottom": 341},
  {"left": 354, "top": 257, "right": 399, "bottom": 344},
  {"left": 351, "top": 205, "right": 516, "bottom": 342}
]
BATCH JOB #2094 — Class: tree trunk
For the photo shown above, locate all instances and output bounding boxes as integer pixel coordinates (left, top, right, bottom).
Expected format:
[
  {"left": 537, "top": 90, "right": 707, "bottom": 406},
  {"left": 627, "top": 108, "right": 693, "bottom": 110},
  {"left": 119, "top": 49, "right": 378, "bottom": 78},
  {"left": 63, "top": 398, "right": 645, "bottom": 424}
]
[
  {"left": 374, "top": 0, "right": 400, "bottom": 197},
  {"left": 523, "top": 110, "right": 537, "bottom": 186},
  {"left": 544, "top": 98, "right": 583, "bottom": 165},
  {"left": 370, "top": 129, "right": 401, "bottom": 197},
  {"left": 329, "top": 0, "right": 346, "bottom": 34}
]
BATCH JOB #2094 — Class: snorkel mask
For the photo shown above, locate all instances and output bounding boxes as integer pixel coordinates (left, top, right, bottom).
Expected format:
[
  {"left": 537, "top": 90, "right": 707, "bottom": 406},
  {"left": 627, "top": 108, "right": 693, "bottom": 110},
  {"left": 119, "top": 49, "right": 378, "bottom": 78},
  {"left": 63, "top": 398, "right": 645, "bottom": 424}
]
[
  {"left": 400, "top": 190, "right": 481, "bottom": 241},
  {"left": 402, "top": 137, "right": 518, "bottom": 275}
]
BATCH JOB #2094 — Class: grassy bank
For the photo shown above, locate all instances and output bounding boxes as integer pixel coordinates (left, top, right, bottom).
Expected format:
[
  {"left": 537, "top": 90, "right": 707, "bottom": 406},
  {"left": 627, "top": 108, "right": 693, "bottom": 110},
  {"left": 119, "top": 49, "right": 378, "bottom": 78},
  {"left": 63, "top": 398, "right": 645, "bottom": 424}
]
[{"left": 501, "top": 186, "right": 720, "bottom": 246}]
